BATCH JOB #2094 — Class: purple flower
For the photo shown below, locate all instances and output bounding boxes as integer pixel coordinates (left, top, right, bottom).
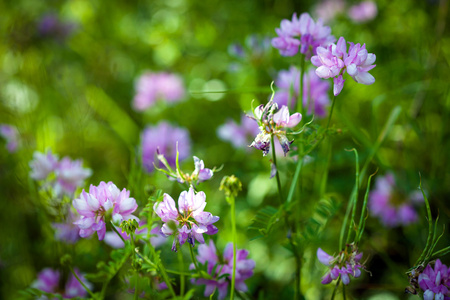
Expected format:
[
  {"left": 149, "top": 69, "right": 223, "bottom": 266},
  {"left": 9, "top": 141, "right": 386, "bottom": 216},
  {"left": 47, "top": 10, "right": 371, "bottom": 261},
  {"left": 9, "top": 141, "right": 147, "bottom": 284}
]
[
  {"left": 314, "top": 0, "right": 345, "bottom": 23},
  {"left": 249, "top": 101, "right": 301, "bottom": 156},
  {"left": 37, "top": 14, "right": 77, "bottom": 42},
  {"left": 348, "top": 1, "right": 378, "bottom": 23},
  {"left": 273, "top": 66, "right": 330, "bottom": 117},
  {"left": 132, "top": 72, "right": 185, "bottom": 111},
  {"left": 104, "top": 224, "right": 167, "bottom": 249},
  {"left": 0, "top": 124, "right": 20, "bottom": 153},
  {"left": 311, "top": 36, "right": 376, "bottom": 95},
  {"left": 157, "top": 155, "right": 215, "bottom": 186},
  {"left": 272, "top": 12, "right": 335, "bottom": 58},
  {"left": 32, "top": 268, "right": 92, "bottom": 298},
  {"left": 72, "top": 181, "right": 138, "bottom": 240},
  {"left": 29, "top": 150, "right": 59, "bottom": 180},
  {"left": 418, "top": 259, "right": 450, "bottom": 300},
  {"left": 317, "top": 246, "right": 364, "bottom": 285},
  {"left": 54, "top": 157, "right": 92, "bottom": 197},
  {"left": 368, "top": 173, "right": 423, "bottom": 227},
  {"left": 191, "top": 240, "right": 255, "bottom": 300},
  {"left": 53, "top": 211, "right": 80, "bottom": 244},
  {"left": 153, "top": 187, "right": 219, "bottom": 251},
  {"left": 217, "top": 114, "right": 260, "bottom": 150},
  {"left": 141, "top": 122, "right": 191, "bottom": 173}
]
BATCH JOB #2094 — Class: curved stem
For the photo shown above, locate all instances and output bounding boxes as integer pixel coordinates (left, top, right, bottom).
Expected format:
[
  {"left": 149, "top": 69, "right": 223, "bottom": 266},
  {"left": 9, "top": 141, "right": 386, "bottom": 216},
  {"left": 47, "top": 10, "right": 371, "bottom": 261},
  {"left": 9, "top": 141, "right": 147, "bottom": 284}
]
[
  {"left": 331, "top": 277, "right": 341, "bottom": 300},
  {"left": 68, "top": 265, "right": 96, "bottom": 298},
  {"left": 326, "top": 95, "right": 337, "bottom": 131},
  {"left": 271, "top": 136, "right": 284, "bottom": 203},
  {"left": 189, "top": 245, "right": 201, "bottom": 276}
]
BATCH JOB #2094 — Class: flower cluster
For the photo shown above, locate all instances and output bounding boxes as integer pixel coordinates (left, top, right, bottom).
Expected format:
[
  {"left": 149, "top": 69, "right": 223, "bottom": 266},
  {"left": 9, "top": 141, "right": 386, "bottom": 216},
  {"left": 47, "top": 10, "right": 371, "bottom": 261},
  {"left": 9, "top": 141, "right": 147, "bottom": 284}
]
[
  {"left": 153, "top": 187, "right": 219, "bottom": 251},
  {"left": 133, "top": 71, "right": 185, "bottom": 111},
  {"left": 141, "top": 121, "right": 191, "bottom": 173},
  {"left": 273, "top": 66, "right": 330, "bottom": 118},
  {"left": 0, "top": 124, "right": 20, "bottom": 153},
  {"left": 272, "top": 12, "right": 335, "bottom": 58},
  {"left": 32, "top": 268, "right": 92, "bottom": 298},
  {"left": 311, "top": 36, "right": 376, "bottom": 96},
  {"left": 249, "top": 100, "right": 301, "bottom": 156},
  {"left": 72, "top": 181, "right": 138, "bottom": 240},
  {"left": 191, "top": 240, "right": 255, "bottom": 300},
  {"left": 317, "top": 245, "right": 365, "bottom": 285},
  {"left": 417, "top": 259, "right": 450, "bottom": 300},
  {"left": 369, "top": 173, "right": 423, "bottom": 227},
  {"left": 348, "top": 1, "right": 378, "bottom": 23},
  {"left": 217, "top": 113, "right": 260, "bottom": 150},
  {"left": 29, "top": 150, "right": 92, "bottom": 197}
]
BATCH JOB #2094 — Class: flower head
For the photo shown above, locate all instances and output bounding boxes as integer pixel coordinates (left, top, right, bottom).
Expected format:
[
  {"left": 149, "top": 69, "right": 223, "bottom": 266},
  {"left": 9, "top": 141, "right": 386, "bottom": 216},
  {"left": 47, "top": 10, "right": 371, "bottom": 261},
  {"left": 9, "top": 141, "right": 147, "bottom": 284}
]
[
  {"left": 32, "top": 268, "right": 92, "bottom": 298},
  {"left": 153, "top": 187, "right": 219, "bottom": 251},
  {"left": 133, "top": 72, "right": 185, "bottom": 111},
  {"left": 72, "top": 181, "right": 138, "bottom": 240},
  {"left": 272, "top": 12, "right": 335, "bottom": 58},
  {"left": 0, "top": 124, "right": 20, "bottom": 153},
  {"left": 273, "top": 67, "right": 330, "bottom": 118},
  {"left": 191, "top": 240, "right": 256, "bottom": 300},
  {"left": 348, "top": 1, "right": 378, "bottom": 23},
  {"left": 418, "top": 260, "right": 450, "bottom": 300},
  {"left": 29, "top": 150, "right": 59, "bottom": 180},
  {"left": 369, "top": 173, "right": 423, "bottom": 227},
  {"left": 141, "top": 122, "right": 191, "bottom": 173},
  {"left": 317, "top": 244, "right": 365, "bottom": 285},
  {"left": 311, "top": 36, "right": 376, "bottom": 95}
]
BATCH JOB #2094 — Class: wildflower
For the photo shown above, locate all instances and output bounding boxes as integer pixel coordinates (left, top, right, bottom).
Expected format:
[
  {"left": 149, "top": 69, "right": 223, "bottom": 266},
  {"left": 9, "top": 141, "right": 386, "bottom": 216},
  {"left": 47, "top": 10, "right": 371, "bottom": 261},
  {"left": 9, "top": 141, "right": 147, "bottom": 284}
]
[
  {"left": 32, "top": 268, "right": 92, "bottom": 298},
  {"left": 52, "top": 211, "right": 80, "bottom": 244},
  {"left": 0, "top": 124, "right": 20, "bottom": 153},
  {"left": 272, "top": 12, "right": 335, "bottom": 58},
  {"left": 141, "top": 121, "right": 191, "bottom": 173},
  {"left": 317, "top": 245, "right": 365, "bottom": 285},
  {"left": 72, "top": 181, "right": 138, "bottom": 240},
  {"left": 217, "top": 113, "right": 260, "bottom": 150},
  {"left": 314, "top": 0, "right": 345, "bottom": 23},
  {"left": 348, "top": 1, "right": 378, "bottom": 23},
  {"left": 54, "top": 157, "right": 93, "bottom": 197},
  {"left": 29, "top": 150, "right": 59, "bottom": 180},
  {"left": 37, "top": 13, "right": 76, "bottom": 42},
  {"left": 132, "top": 72, "right": 185, "bottom": 111},
  {"left": 311, "top": 36, "right": 376, "bottom": 95},
  {"left": 368, "top": 173, "right": 423, "bottom": 227},
  {"left": 418, "top": 259, "right": 450, "bottom": 300},
  {"left": 191, "top": 240, "right": 256, "bottom": 300},
  {"left": 228, "top": 34, "right": 272, "bottom": 72},
  {"left": 273, "top": 66, "right": 330, "bottom": 117},
  {"left": 249, "top": 100, "right": 301, "bottom": 156},
  {"left": 153, "top": 187, "right": 219, "bottom": 251}
]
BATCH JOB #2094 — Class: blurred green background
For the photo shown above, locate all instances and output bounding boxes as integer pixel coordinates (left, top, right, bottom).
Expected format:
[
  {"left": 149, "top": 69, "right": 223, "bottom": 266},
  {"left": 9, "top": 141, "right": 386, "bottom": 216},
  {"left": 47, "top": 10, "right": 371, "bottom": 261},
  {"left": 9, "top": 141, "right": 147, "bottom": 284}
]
[{"left": 0, "top": 0, "right": 449, "bottom": 299}]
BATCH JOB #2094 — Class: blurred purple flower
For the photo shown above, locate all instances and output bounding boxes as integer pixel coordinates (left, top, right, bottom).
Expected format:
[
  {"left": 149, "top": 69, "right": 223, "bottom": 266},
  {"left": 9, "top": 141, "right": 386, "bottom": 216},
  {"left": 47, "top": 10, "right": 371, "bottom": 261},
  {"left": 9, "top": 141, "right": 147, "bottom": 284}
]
[
  {"left": 369, "top": 173, "right": 423, "bottom": 227},
  {"left": 153, "top": 187, "right": 219, "bottom": 251},
  {"left": 72, "top": 181, "right": 138, "bottom": 240},
  {"left": 104, "top": 223, "right": 167, "bottom": 249},
  {"left": 228, "top": 34, "right": 272, "bottom": 72},
  {"left": 191, "top": 240, "right": 255, "bottom": 300},
  {"left": 311, "top": 36, "right": 376, "bottom": 95},
  {"left": 54, "top": 157, "right": 92, "bottom": 197},
  {"left": 272, "top": 12, "right": 335, "bottom": 58},
  {"left": 348, "top": 1, "right": 378, "bottom": 23},
  {"left": 0, "top": 124, "right": 20, "bottom": 153},
  {"left": 32, "top": 268, "right": 92, "bottom": 298},
  {"left": 314, "top": 0, "right": 345, "bottom": 23},
  {"left": 217, "top": 114, "right": 260, "bottom": 150},
  {"left": 317, "top": 246, "right": 364, "bottom": 285},
  {"left": 133, "top": 72, "right": 185, "bottom": 111},
  {"left": 141, "top": 122, "right": 191, "bottom": 173},
  {"left": 53, "top": 211, "right": 80, "bottom": 244},
  {"left": 418, "top": 259, "right": 450, "bottom": 300},
  {"left": 273, "top": 66, "right": 330, "bottom": 118},
  {"left": 38, "top": 14, "right": 77, "bottom": 41}
]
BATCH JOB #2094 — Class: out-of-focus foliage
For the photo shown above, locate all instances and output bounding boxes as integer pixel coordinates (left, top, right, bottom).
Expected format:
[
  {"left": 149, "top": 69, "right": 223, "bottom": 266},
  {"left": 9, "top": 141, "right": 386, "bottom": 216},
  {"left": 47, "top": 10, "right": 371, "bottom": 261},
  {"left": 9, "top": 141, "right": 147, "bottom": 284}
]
[{"left": 0, "top": 0, "right": 449, "bottom": 299}]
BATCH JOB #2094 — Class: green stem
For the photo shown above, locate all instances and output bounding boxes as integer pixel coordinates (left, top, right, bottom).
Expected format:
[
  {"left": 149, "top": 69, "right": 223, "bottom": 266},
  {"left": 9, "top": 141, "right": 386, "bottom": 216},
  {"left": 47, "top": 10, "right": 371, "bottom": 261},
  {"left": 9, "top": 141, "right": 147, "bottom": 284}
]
[
  {"left": 178, "top": 250, "right": 185, "bottom": 297},
  {"left": 229, "top": 195, "right": 237, "bottom": 300},
  {"left": 68, "top": 265, "right": 96, "bottom": 298},
  {"left": 331, "top": 277, "right": 341, "bottom": 300},
  {"left": 297, "top": 55, "right": 306, "bottom": 116},
  {"left": 189, "top": 245, "right": 201, "bottom": 276},
  {"left": 110, "top": 222, "right": 126, "bottom": 244},
  {"left": 129, "top": 233, "right": 139, "bottom": 300},
  {"left": 326, "top": 95, "right": 337, "bottom": 131},
  {"left": 287, "top": 158, "right": 303, "bottom": 204},
  {"left": 271, "top": 136, "right": 284, "bottom": 203},
  {"left": 346, "top": 149, "right": 359, "bottom": 245}
]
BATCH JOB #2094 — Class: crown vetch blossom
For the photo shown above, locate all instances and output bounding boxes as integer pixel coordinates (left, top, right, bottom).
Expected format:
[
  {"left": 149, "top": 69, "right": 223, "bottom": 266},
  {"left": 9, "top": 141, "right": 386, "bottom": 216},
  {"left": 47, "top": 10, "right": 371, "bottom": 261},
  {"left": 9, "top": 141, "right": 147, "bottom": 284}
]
[
  {"left": 72, "top": 181, "right": 138, "bottom": 240},
  {"left": 273, "top": 66, "right": 330, "bottom": 117},
  {"left": 32, "top": 268, "right": 92, "bottom": 298},
  {"left": 191, "top": 240, "right": 256, "bottom": 300},
  {"left": 369, "top": 173, "right": 423, "bottom": 227},
  {"left": 311, "top": 36, "right": 376, "bottom": 95},
  {"left": 29, "top": 150, "right": 59, "bottom": 180},
  {"left": 272, "top": 12, "right": 335, "bottom": 58},
  {"left": 249, "top": 100, "right": 301, "bottom": 156},
  {"left": 0, "top": 124, "right": 20, "bottom": 153},
  {"left": 418, "top": 259, "right": 450, "bottom": 300},
  {"left": 133, "top": 71, "right": 185, "bottom": 111},
  {"left": 141, "top": 121, "right": 191, "bottom": 173},
  {"left": 317, "top": 245, "right": 365, "bottom": 285},
  {"left": 153, "top": 187, "right": 219, "bottom": 251}
]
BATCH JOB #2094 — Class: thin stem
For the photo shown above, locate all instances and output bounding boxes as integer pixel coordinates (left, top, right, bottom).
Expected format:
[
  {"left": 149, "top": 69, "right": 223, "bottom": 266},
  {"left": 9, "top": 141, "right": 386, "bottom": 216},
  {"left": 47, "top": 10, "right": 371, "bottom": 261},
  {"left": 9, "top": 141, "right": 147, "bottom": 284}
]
[
  {"left": 326, "top": 95, "right": 337, "bottom": 131},
  {"left": 129, "top": 233, "right": 139, "bottom": 300},
  {"left": 68, "top": 265, "right": 96, "bottom": 298},
  {"left": 342, "top": 283, "right": 346, "bottom": 300},
  {"left": 331, "top": 277, "right": 341, "bottom": 300},
  {"left": 230, "top": 195, "right": 237, "bottom": 300},
  {"left": 178, "top": 250, "right": 185, "bottom": 297},
  {"left": 297, "top": 55, "right": 306, "bottom": 116},
  {"left": 287, "top": 158, "right": 303, "bottom": 204},
  {"left": 189, "top": 245, "right": 201, "bottom": 275},
  {"left": 271, "top": 135, "right": 284, "bottom": 203},
  {"left": 110, "top": 221, "right": 126, "bottom": 244}
]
